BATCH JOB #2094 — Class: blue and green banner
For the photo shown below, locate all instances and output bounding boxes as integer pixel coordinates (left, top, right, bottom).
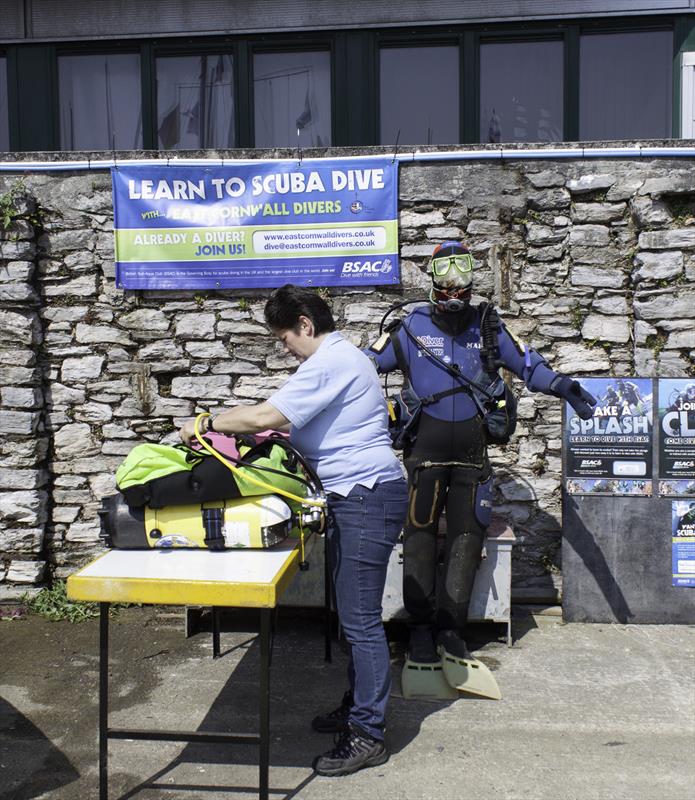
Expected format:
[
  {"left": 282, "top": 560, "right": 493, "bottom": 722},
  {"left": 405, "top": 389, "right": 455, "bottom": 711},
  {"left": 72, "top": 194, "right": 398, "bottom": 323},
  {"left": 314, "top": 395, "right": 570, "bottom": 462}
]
[{"left": 112, "top": 159, "right": 399, "bottom": 290}]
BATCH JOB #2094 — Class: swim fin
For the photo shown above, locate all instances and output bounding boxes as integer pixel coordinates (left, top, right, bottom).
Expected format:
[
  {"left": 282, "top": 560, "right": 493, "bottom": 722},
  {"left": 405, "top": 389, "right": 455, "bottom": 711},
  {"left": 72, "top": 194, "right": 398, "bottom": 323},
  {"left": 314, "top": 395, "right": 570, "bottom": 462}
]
[
  {"left": 401, "top": 624, "right": 458, "bottom": 701},
  {"left": 401, "top": 658, "right": 459, "bottom": 700},
  {"left": 438, "top": 645, "right": 502, "bottom": 700}
]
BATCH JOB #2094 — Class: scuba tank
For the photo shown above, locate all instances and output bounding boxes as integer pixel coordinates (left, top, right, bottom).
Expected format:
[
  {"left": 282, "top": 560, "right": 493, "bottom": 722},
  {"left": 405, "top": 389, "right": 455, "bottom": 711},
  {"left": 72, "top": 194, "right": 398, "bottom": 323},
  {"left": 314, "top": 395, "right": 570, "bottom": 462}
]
[{"left": 98, "top": 493, "right": 320, "bottom": 550}]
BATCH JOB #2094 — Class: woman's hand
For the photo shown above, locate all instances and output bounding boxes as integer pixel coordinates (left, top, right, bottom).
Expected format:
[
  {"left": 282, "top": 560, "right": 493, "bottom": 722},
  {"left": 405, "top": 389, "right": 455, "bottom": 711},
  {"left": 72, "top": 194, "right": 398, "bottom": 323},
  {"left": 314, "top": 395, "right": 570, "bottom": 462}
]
[
  {"left": 178, "top": 402, "right": 290, "bottom": 446},
  {"left": 178, "top": 418, "right": 201, "bottom": 447}
]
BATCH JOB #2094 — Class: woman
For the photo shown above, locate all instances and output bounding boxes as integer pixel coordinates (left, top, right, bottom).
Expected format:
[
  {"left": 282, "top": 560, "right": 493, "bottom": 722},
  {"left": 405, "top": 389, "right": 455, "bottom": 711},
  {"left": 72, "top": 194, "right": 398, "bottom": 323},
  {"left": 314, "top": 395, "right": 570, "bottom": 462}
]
[{"left": 179, "top": 284, "right": 407, "bottom": 777}]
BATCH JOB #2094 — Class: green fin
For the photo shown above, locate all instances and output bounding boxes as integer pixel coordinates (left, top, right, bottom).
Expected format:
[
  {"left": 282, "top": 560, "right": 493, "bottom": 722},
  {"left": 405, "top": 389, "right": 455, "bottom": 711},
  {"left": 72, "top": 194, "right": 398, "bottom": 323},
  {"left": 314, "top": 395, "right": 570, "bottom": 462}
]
[
  {"left": 401, "top": 658, "right": 459, "bottom": 701},
  {"left": 438, "top": 645, "right": 502, "bottom": 700}
]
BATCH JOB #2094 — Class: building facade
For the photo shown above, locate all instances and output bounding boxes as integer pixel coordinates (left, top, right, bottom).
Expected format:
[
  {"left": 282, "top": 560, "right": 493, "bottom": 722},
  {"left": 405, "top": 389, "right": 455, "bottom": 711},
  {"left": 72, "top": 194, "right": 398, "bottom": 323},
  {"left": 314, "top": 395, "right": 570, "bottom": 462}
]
[
  {"left": 1, "top": 1, "right": 695, "bottom": 153},
  {"left": 1, "top": 3, "right": 695, "bottom": 603}
]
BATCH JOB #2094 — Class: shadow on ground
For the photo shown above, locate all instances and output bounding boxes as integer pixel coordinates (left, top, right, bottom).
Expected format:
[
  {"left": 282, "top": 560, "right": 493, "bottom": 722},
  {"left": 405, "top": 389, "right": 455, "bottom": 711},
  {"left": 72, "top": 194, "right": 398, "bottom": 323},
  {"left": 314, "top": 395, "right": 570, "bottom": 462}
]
[
  {"left": 0, "top": 696, "right": 80, "bottom": 800},
  {"left": 113, "top": 611, "right": 513, "bottom": 799}
]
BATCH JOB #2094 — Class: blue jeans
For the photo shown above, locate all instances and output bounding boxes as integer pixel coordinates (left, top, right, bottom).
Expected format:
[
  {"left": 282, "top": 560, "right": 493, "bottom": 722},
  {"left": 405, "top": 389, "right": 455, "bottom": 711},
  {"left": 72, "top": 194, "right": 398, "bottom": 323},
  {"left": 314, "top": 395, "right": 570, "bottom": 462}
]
[{"left": 326, "top": 478, "right": 408, "bottom": 740}]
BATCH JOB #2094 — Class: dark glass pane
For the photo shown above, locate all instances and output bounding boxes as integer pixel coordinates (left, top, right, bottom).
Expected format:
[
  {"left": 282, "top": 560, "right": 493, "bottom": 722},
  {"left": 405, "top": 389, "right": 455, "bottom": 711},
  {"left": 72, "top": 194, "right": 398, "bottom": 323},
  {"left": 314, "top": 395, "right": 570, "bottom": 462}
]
[
  {"left": 580, "top": 31, "right": 672, "bottom": 140},
  {"left": 58, "top": 53, "right": 142, "bottom": 150},
  {"left": 0, "top": 57, "right": 8, "bottom": 151},
  {"left": 380, "top": 46, "right": 459, "bottom": 146},
  {"left": 254, "top": 51, "right": 331, "bottom": 147},
  {"left": 480, "top": 40, "right": 563, "bottom": 143},
  {"left": 156, "top": 54, "right": 235, "bottom": 150}
]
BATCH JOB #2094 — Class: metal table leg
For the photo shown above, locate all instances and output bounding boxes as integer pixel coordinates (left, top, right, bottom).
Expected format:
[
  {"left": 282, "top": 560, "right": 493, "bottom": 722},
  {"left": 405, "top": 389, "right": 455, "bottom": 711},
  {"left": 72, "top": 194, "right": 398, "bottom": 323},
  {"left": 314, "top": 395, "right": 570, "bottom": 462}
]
[
  {"left": 324, "top": 535, "right": 332, "bottom": 663},
  {"left": 212, "top": 606, "right": 221, "bottom": 658},
  {"left": 259, "top": 609, "right": 270, "bottom": 800},
  {"left": 99, "top": 602, "right": 110, "bottom": 800},
  {"left": 97, "top": 602, "right": 274, "bottom": 799}
]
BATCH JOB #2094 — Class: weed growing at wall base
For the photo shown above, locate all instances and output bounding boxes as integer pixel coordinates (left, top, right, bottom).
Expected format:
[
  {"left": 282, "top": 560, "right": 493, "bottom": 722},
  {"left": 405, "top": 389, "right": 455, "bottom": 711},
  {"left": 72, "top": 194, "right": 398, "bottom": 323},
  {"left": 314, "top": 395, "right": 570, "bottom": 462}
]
[{"left": 23, "top": 581, "right": 132, "bottom": 622}]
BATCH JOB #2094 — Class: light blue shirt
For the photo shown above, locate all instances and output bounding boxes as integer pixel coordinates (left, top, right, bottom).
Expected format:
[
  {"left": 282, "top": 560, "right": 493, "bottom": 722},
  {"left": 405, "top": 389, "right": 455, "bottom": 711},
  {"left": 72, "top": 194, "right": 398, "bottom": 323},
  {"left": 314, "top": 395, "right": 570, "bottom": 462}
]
[{"left": 268, "top": 331, "right": 404, "bottom": 496}]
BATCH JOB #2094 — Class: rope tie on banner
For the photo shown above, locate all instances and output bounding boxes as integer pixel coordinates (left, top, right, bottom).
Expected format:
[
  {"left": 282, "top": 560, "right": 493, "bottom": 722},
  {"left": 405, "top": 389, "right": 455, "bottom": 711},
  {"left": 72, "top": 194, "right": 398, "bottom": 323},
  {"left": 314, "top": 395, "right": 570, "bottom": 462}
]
[{"left": 391, "top": 129, "right": 401, "bottom": 164}]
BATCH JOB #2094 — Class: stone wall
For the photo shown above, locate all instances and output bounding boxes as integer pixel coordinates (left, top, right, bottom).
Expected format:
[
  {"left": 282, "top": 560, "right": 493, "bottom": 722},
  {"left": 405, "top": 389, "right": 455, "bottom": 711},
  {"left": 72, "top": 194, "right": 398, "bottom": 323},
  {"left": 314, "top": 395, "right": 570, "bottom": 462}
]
[{"left": 1, "top": 147, "right": 694, "bottom": 603}]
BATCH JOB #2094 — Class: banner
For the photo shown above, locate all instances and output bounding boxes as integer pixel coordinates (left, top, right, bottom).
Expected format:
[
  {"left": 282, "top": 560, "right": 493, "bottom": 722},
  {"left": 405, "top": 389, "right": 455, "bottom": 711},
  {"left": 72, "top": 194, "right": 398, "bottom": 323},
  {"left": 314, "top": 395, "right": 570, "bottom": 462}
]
[
  {"left": 112, "top": 159, "right": 399, "bottom": 290},
  {"left": 672, "top": 500, "right": 695, "bottom": 587},
  {"left": 657, "top": 378, "right": 695, "bottom": 497},
  {"left": 564, "top": 377, "right": 653, "bottom": 496}
]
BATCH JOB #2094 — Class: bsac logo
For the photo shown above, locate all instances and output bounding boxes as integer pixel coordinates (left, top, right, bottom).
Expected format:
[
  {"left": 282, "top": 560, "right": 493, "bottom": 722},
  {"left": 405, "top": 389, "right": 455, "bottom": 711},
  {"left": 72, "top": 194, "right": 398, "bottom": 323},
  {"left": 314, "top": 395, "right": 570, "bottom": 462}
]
[
  {"left": 673, "top": 461, "right": 695, "bottom": 469},
  {"left": 341, "top": 259, "right": 393, "bottom": 274}
]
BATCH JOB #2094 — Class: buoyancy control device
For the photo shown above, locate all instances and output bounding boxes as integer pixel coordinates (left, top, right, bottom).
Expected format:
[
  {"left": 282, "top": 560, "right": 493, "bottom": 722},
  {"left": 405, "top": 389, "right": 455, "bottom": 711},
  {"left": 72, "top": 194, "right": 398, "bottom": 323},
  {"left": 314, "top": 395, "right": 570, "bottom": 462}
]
[
  {"left": 115, "top": 434, "right": 313, "bottom": 509},
  {"left": 99, "top": 414, "right": 326, "bottom": 557},
  {"left": 378, "top": 300, "right": 517, "bottom": 448}
]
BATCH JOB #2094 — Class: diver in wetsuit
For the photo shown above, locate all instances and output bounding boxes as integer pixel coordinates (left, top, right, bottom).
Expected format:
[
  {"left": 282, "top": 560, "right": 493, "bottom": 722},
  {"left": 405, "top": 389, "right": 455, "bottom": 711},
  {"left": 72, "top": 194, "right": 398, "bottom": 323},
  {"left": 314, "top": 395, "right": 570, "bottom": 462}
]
[{"left": 367, "top": 241, "right": 596, "bottom": 690}]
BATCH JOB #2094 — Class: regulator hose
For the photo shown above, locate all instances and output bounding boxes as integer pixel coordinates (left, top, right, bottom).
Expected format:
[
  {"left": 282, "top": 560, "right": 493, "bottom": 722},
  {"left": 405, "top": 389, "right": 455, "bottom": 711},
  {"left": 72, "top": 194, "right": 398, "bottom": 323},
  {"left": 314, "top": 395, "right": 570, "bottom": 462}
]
[{"left": 192, "top": 413, "right": 326, "bottom": 508}]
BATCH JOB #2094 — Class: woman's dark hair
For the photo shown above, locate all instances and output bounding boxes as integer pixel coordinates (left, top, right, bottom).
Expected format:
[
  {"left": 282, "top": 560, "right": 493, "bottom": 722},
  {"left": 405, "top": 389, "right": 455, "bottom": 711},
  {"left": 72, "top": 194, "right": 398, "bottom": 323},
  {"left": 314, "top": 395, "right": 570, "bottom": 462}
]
[{"left": 264, "top": 284, "right": 336, "bottom": 335}]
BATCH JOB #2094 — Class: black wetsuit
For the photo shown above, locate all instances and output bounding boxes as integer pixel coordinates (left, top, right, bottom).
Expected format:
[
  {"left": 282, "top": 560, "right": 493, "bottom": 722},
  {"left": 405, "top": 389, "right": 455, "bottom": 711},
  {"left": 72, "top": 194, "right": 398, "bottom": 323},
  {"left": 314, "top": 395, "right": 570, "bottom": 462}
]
[
  {"left": 403, "top": 413, "right": 490, "bottom": 629},
  {"left": 368, "top": 304, "right": 564, "bottom": 635}
]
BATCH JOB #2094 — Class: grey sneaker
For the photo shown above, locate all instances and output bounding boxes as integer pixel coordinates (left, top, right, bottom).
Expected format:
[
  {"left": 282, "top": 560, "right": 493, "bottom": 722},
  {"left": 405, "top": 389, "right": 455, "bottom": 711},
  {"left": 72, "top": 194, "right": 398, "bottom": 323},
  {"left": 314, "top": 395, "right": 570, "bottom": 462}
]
[{"left": 313, "top": 723, "right": 389, "bottom": 777}]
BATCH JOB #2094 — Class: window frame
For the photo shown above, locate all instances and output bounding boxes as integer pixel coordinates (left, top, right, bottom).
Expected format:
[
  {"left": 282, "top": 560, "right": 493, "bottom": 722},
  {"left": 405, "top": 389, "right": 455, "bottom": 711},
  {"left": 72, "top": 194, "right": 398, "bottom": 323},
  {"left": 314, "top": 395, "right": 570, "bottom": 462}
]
[
  {"left": 54, "top": 41, "right": 145, "bottom": 151},
  {"left": 476, "top": 31, "right": 566, "bottom": 144},
  {"left": 375, "top": 29, "right": 463, "bottom": 147},
  {"left": 0, "top": 50, "right": 10, "bottom": 151},
  {"left": 576, "top": 21, "right": 676, "bottom": 142},
  {"left": 681, "top": 51, "right": 695, "bottom": 137},
  {"left": 150, "top": 40, "right": 241, "bottom": 151},
  {"left": 249, "top": 35, "right": 335, "bottom": 149}
]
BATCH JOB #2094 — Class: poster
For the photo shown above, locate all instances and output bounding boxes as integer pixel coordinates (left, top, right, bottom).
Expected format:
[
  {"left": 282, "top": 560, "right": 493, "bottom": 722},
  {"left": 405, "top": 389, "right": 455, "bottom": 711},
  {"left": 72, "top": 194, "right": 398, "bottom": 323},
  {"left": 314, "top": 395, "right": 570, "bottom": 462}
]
[
  {"left": 564, "top": 377, "right": 653, "bottom": 496},
  {"left": 657, "top": 378, "right": 695, "bottom": 497},
  {"left": 112, "top": 158, "right": 399, "bottom": 290},
  {"left": 672, "top": 500, "right": 695, "bottom": 587}
]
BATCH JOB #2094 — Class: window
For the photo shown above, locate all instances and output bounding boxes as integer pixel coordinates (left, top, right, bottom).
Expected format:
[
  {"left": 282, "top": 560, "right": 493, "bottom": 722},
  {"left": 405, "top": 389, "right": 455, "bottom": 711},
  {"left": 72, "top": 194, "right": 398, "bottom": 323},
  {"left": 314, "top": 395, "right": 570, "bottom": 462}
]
[
  {"left": 480, "top": 40, "right": 563, "bottom": 143},
  {"left": 1, "top": 20, "right": 684, "bottom": 153},
  {"left": 253, "top": 50, "right": 331, "bottom": 148},
  {"left": 681, "top": 52, "right": 695, "bottom": 138},
  {"left": 0, "top": 56, "right": 8, "bottom": 151},
  {"left": 58, "top": 53, "right": 142, "bottom": 150},
  {"left": 380, "top": 46, "right": 459, "bottom": 146},
  {"left": 580, "top": 30, "right": 672, "bottom": 140},
  {"left": 156, "top": 54, "right": 235, "bottom": 150}
]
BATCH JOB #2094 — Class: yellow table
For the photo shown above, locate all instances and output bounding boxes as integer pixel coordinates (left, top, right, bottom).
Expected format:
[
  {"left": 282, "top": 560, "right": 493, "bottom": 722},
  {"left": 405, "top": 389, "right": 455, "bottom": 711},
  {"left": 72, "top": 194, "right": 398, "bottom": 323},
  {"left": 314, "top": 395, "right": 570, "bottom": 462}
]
[{"left": 67, "top": 543, "right": 305, "bottom": 800}]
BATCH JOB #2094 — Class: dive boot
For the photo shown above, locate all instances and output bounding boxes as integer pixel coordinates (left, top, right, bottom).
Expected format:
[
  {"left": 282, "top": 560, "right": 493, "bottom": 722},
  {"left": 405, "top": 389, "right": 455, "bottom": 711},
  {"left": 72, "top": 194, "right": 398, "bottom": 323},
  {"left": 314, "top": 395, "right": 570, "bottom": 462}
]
[
  {"left": 437, "top": 629, "right": 501, "bottom": 701},
  {"left": 401, "top": 625, "right": 458, "bottom": 701}
]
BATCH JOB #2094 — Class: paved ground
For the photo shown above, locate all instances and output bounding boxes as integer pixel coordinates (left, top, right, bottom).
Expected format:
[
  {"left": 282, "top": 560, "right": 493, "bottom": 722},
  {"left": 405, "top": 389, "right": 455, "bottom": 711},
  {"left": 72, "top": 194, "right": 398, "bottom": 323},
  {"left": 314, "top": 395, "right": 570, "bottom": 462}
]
[{"left": 1, "top": 606, "right": 694, "bottom": 800}]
